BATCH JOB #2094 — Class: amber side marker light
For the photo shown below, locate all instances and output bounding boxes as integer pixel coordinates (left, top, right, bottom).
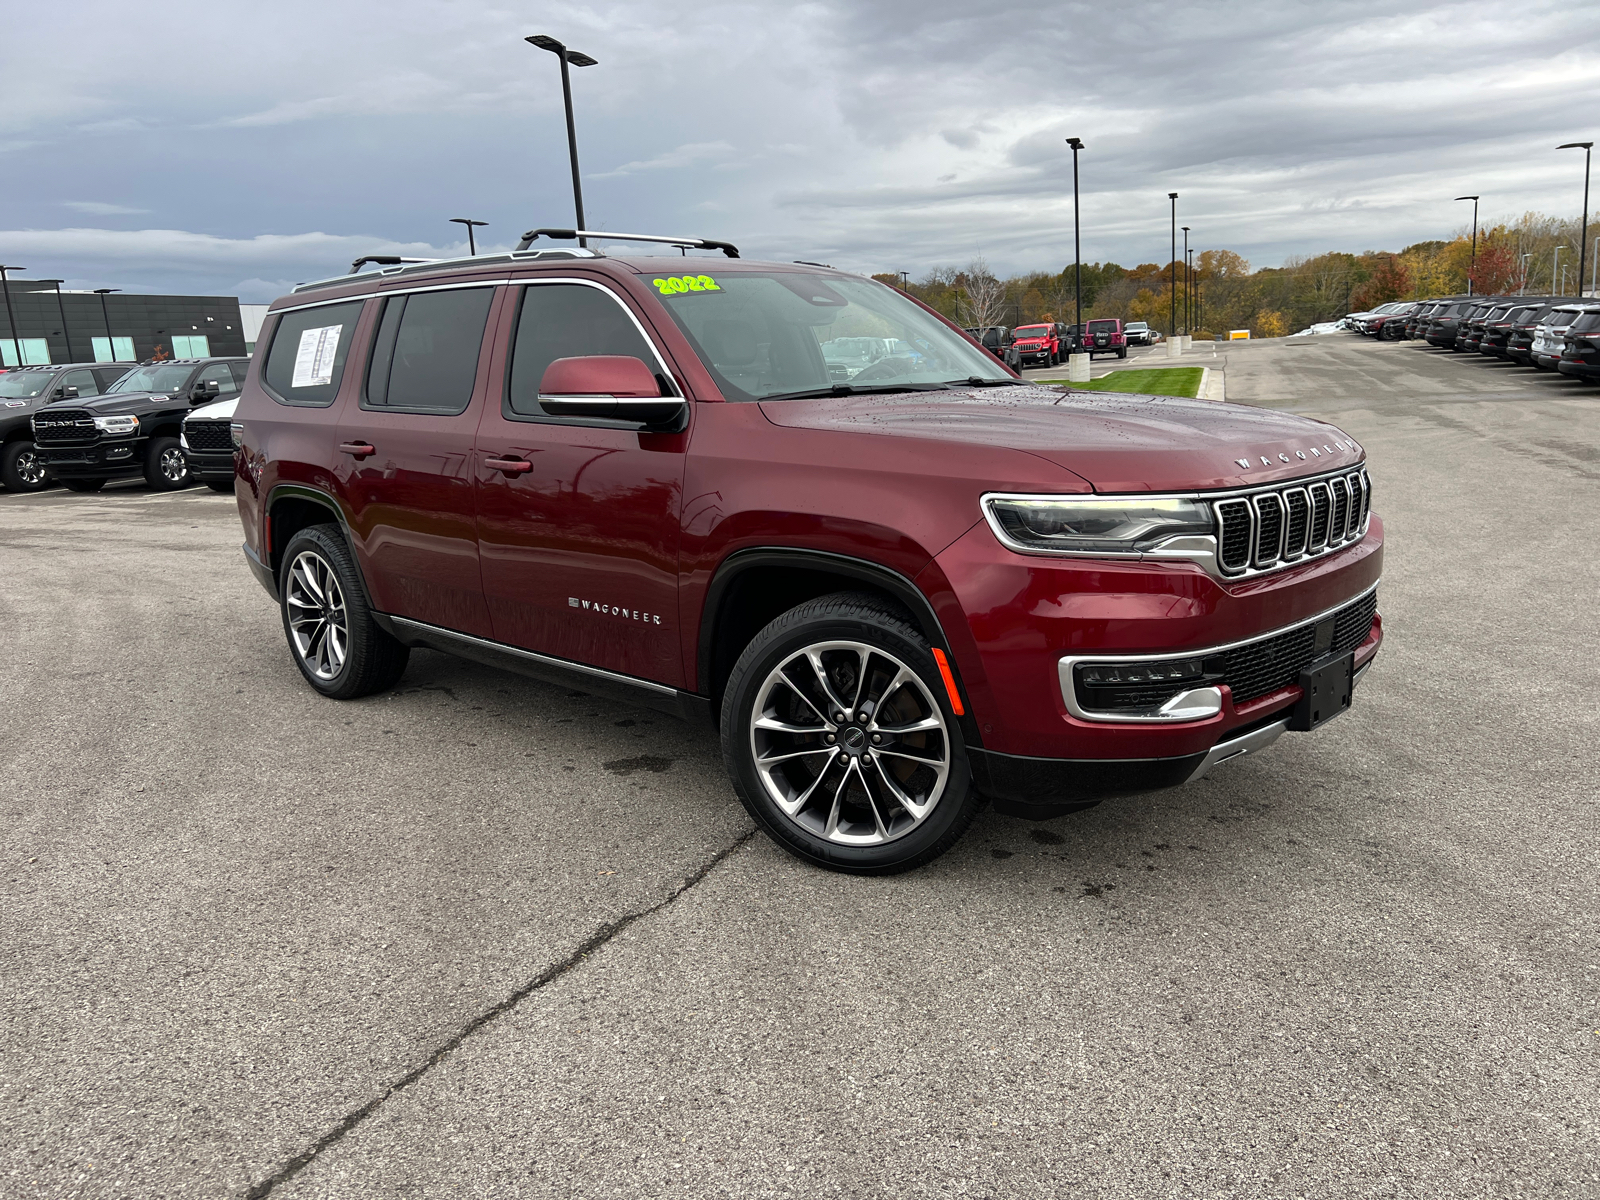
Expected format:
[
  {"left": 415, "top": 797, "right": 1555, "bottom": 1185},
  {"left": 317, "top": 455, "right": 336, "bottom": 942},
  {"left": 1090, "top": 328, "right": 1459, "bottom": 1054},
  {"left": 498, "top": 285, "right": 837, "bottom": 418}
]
[{"left": 931, "top": 649, "right": 966, "bottom": 716}]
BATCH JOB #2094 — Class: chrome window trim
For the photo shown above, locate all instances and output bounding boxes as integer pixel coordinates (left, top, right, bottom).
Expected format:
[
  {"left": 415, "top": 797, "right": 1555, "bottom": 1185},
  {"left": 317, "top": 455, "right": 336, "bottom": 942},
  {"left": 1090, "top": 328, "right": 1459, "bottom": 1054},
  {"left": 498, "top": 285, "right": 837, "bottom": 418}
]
[
  {"left": 1056, "top": 578, "right": 1380, "bottom": 724},
  {"left": 980, "top": 463, "right": 1372, "bottom": 582},
  {"left": 272, "top": 278, "right": 518, "bottom": 316}
]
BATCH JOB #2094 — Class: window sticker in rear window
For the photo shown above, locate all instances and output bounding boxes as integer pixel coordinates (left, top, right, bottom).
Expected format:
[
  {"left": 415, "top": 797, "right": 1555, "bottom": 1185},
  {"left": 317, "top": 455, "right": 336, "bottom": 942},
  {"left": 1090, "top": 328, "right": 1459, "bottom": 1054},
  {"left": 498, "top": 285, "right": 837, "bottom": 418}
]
[
  {"left": 292, "top": 324, "right": 344, "bottom": 388},
  {"left": 652, "top": 274, "right": 722, "bottom": 296}
]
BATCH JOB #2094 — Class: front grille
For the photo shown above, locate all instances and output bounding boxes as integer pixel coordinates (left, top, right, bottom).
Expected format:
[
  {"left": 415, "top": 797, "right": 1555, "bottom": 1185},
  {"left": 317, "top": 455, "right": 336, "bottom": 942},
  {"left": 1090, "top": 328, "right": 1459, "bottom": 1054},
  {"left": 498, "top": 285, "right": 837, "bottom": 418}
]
[
  {"left": 1072, "top": 588, "right": 1380, "bottom": 715},
  {"left": 1215, "top": 499, "right": 1253, "bottom": 571},
  {"left": 1283, "top": 489, "right": 1309, "bottom": 556},
  {"left": 184, "top": 420, "right": 233, "bottom": 452},
  {"left": 1209, "top": 466, "right": 1371, "bottom": 577},
  {"left": 1252, "top": 493, "right": 1284, "bottom": 566},
  {"left": 32, "top": 409, "right": 98, "bottom": 446}
]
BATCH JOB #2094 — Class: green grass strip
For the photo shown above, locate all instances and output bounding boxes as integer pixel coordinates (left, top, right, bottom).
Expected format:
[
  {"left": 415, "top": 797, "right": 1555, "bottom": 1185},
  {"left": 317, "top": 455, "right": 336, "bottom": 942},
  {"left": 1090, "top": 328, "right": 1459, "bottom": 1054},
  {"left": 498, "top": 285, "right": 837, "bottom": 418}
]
[{"left": 1035, "top": 367, "right": 1205, "bottom": 398}]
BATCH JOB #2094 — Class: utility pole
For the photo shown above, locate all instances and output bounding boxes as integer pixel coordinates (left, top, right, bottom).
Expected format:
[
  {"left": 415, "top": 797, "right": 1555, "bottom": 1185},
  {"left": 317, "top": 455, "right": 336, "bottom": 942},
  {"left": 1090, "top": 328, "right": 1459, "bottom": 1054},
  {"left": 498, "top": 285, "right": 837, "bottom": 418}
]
[{"left": 1168, "top": 193, "right": 1179, "bottom": 340}]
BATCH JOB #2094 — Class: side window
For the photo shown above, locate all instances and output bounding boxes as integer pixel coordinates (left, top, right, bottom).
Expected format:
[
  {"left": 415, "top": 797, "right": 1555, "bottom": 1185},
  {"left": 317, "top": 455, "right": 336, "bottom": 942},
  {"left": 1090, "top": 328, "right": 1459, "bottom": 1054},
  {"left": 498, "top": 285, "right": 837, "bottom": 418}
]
[
  {"left": 197, "top": 363, "right": 239, "bottom": 396},
  {"left": 364, "top": 288, "right": 495, "bottom": 413},
  {"left": 59, "top": 369, "right": 101, "bottom": 398},
  {"left": 506, "top": 283, "right": 660, "bottom": 418},
  {"left": 229, "top": 361, "right": 251, "bottom": 388},
  {"left": 93, "top": 367, "right": 131, "bottom": 391},
  {"left": 262, "top": 301, "right": 365, "bottom": 407}
]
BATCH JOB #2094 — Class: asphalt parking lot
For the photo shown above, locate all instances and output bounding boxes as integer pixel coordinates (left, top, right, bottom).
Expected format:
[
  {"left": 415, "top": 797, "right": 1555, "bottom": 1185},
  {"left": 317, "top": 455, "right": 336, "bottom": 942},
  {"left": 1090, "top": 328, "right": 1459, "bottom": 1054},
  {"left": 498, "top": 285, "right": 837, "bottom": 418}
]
[{"left": 4, "top": 336, "right": 1599, "bottom": 1199}]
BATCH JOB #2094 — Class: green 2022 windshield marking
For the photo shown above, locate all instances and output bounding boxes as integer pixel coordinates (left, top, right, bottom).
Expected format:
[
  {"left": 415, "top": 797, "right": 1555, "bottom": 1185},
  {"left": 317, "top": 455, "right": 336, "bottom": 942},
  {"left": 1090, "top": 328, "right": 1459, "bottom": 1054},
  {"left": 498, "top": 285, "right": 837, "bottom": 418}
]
[{"left": 653, "top": 275, "right": 722, "bottom": 295}]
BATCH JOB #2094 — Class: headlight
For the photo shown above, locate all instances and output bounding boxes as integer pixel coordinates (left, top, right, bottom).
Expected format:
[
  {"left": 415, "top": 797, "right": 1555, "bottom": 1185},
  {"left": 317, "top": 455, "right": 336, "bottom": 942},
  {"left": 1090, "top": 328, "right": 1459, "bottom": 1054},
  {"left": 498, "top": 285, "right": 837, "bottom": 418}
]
[
  {"left": 179, "top": 432, "right": 190, "bottom": 450},
  {"left": 984, "top": 495, "right": 1214, "bottom": 554},
  {"left": 93, "top": 414, "right": 140, "bottom": 436}
]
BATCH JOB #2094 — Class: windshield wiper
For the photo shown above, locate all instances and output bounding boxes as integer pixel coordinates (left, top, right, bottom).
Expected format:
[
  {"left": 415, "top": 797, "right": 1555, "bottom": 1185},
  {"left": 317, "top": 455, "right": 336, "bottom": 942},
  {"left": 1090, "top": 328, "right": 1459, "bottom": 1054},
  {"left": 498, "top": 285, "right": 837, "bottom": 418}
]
[
  {"left": 944, "top": 377, "right": 1018, "bottom": 388},
  {"left": 762, "top": 383, "right": 951, "bottom": 401}
]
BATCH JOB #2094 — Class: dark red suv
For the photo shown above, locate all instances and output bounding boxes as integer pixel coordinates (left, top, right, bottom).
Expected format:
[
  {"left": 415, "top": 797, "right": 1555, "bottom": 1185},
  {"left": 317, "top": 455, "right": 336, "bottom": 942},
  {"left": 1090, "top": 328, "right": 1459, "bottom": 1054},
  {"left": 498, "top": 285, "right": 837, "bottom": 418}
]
[{"left": 232, "top": 232, "right": 1383, "bottom": 874}]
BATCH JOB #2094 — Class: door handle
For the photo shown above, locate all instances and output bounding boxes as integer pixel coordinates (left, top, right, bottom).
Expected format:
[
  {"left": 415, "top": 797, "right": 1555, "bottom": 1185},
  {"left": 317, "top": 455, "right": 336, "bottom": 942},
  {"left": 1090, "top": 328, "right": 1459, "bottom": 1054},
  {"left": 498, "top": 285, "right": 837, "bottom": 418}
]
[
  {"left": 484, "top": 456, "right": 533, "bottom": 476},
  {"left": 339, "top": 441, "right": 376, "bottom": 459}
]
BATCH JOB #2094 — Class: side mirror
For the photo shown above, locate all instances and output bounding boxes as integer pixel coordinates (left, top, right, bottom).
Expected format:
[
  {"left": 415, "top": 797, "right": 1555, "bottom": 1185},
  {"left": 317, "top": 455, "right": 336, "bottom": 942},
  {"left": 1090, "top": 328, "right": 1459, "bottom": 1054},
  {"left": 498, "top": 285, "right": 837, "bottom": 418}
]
[
  {"left": 192, "top": 379, "right": 221, "bottom": 402},
  {"left": 537, "top": 356, "right": 684, "bottom": 425}
]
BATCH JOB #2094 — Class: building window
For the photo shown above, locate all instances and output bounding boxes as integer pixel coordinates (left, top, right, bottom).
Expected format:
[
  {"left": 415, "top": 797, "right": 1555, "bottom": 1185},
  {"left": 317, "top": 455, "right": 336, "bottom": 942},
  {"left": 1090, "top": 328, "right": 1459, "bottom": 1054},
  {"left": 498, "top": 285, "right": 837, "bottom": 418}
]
[
  {"left": 91, "top": 337, "right": 137, "bottom": 363},
  {"left": 1, "top": 338, "right": 52, "bottom": 366},
  {"left": 171, "top": 334, "right": 210, "bottom": 358}
]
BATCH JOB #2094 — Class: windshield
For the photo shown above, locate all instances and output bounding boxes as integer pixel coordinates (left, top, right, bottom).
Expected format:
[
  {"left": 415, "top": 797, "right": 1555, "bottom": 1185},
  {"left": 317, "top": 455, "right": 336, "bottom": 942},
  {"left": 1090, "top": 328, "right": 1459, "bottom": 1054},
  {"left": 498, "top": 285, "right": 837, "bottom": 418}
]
[
  {"left": 647, "top": 270, "right": 1011, "bottom": 400},
  {"left": 107, "top": 364, "right": 194, "bottom": 394},
  {"left": 1014, "top": 325, "right": 1052, "bottom": 338},
  {"left": 0, "top": 371, "right": 55, "bottom": 399}
]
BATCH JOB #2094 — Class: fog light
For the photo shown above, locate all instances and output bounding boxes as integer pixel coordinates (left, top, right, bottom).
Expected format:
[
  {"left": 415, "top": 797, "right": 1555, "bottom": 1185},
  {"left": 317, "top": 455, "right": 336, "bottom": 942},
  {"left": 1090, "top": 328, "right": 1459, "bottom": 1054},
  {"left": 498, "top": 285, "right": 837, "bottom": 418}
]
[{"left": 106, "top": 446, "right": 132, "bottom": 459}]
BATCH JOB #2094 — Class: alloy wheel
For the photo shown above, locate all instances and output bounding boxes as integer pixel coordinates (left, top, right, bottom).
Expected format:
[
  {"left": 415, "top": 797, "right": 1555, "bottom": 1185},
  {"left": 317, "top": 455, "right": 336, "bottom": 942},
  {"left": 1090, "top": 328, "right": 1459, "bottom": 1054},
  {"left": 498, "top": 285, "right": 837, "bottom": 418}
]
[
  {"left": 160, "top": 447, "right": 188, "bottom": 484},
  {"left": 17, "top": 448, "right": 45, "bottom": 487},
  {"left": 285, "top": 550, "right": 349, "bottom": 680},
  {"left": 749, "top": 640, "right": 950, "bottom": 846}
]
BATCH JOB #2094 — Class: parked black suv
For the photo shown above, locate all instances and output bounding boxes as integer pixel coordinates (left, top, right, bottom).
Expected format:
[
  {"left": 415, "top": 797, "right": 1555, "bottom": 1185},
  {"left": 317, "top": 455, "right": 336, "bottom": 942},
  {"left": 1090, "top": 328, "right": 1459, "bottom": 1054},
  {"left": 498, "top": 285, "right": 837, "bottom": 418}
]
[
  {"left": 1, "top": 363, "right": 133, "bottom": 492},
  {"left": 32, "top": 357, "right": 248, "bottom": 492}
]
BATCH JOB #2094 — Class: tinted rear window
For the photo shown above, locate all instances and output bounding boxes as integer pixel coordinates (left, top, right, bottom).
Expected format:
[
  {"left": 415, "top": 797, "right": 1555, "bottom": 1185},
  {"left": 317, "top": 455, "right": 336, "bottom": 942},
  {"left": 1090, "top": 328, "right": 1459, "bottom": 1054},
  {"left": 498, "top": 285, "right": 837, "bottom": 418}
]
[
  {"left": 1086, "top": 320, "right": 1118, "bottom": 332},
  {"left": 263, "top": 301, "right": 365, "bottom": 407},
  {"left": 364, "top": 288, "right": 495, "bottom": 413},
  {"left": 1569, "top": 312, "right": 1600, "bottom": 333}
]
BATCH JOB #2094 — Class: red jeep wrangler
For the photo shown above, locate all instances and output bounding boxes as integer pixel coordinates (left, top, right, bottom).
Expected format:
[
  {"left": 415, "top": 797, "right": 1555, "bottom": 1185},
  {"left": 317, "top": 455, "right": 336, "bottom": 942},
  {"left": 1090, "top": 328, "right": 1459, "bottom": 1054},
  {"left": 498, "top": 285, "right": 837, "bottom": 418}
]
[
  {"left": 232, "top": 231, "right": 1382, "bottom": 874},
  {"left": 1084, "top": 318, "right": 1128, "bottom": 359},
  {"left": 1011, "top": 323, "right": 1064, "bottom": 367}
]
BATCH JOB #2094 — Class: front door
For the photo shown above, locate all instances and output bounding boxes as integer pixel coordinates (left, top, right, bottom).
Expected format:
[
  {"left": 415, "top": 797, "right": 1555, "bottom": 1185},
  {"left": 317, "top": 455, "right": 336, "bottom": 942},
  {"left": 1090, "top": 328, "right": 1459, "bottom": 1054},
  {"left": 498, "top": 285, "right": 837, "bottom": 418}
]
[
  {"left": 473, "top": 279, "right": 688, "bottom": 687},
  {"left": 334, "top": 284, "right": 500, "bottom": 638}
]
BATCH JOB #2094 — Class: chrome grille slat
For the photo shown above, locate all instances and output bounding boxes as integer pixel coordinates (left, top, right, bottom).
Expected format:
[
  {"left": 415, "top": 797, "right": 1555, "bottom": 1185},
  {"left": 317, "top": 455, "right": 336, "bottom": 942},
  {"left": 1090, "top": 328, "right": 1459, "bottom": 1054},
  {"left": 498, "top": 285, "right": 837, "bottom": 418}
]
[{"left": 1211, "top": 468, "right": 1369, "bottom": 577}]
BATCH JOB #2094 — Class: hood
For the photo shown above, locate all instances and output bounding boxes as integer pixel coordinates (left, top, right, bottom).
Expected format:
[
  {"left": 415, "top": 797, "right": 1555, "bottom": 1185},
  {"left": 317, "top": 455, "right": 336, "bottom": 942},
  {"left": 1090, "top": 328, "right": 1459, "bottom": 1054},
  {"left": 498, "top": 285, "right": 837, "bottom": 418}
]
[
  {"left": 75, "top": 390, "right": 182, "bottom": 415},
  {"left": 185, "top": 396, "right": 240, "bottom": 422},
  {"left": 758, "top": 384, "right": 1364, "bottom": 493}
]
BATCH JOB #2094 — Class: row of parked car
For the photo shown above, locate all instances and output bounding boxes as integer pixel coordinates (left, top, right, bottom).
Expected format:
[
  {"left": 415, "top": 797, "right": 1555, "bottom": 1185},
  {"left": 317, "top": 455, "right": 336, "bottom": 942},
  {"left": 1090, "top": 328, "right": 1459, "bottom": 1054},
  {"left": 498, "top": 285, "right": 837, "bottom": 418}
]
[
  {"left": 1347, "top": 295, "right": 1600, "bottom": 380},
  {"left": 0, "top": 356, "right": 247, "bottom": 493},
  {"left": 964, "top": 319, "right": 1150, "bottom": 367}
]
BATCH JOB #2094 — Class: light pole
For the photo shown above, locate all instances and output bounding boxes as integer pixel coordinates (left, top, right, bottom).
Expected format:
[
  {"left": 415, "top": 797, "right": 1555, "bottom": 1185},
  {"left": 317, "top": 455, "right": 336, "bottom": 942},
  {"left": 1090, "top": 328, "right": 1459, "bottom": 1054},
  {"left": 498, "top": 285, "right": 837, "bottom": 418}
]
[
  {"left": 1181, "top": 226, "right": 1190, "bottom": 335},
  {"left": 449, "top": 218, "right": 488, "bottom": 256},
  {"left": 1592, "top": 235, "right": 1599, "bottom": 298},
  {"left": 1065, "top": 138, "right": 1086, "bottom": 345},
  {"left": 93, "top": 288, "right": 121, "bottom": 361},
  {"left": 35, "top": 279, "right": 74, "bottom": 362},
  {"left": 1454, "top": 195, "right": 1479, "bottom": 295},
  {"left": 1168, "top": 193, "right": 1179, "bottom": 340},
  {"left": 1558, "top": 142, "right": 1592, "bottom": 302},
  {"left": 527, "top": 34, "right": 598, "bottom": 248},
  {"left": 0, "top": 265, "right": 23, "bottom": 367},
  {"left": 897, "top": 271, "right": 910, "bottom": 293}
]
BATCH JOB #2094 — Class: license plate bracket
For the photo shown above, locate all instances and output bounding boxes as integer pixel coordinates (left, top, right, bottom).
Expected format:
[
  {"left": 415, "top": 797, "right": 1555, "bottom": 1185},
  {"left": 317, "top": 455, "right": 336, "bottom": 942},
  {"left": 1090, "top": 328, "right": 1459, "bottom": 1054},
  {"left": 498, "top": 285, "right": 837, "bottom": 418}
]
[{"left": 1290, "top": 651, "right": 1354, "bottom": 732}]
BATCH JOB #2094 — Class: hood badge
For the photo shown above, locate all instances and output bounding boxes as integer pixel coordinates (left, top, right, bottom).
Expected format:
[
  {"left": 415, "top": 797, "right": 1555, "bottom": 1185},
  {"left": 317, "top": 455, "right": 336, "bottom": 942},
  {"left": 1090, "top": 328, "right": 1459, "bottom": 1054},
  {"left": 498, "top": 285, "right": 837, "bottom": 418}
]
[{"left": 1236, "top": 440, "right": 1353, "bottom": 471}]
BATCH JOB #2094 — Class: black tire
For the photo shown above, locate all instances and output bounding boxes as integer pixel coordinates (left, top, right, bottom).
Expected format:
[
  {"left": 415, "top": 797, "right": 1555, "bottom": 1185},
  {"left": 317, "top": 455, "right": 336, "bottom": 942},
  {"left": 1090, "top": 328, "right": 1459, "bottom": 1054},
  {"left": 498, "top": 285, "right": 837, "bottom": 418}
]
[
  {"left": 144, "top": 436, "right": 191, "bottom": 490},
  {"left": 1117, "top": 347, "right": 1128, "bottom": 359},
  {"left": 204, "top": 480, "right": 235, "bottom": 494},
  {"left": 60, "top": 477, "right": 106, "bottom": 493},
  {"left": 1, "top": 439, "right": 49, "bottom": 493},
  {"left": 278, "top": 523, "right": 409, "bottom": 700},
  {"left": 720, "top": 591, "right": 980, "bottom": 875}
]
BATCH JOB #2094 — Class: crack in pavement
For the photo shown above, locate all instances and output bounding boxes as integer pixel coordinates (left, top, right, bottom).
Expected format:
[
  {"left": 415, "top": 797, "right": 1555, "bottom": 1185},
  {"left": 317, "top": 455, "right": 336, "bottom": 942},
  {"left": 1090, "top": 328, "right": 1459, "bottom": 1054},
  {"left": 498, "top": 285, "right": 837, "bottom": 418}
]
[{"left": 241, "top": 828, "right": 757, "bottom": 1199}]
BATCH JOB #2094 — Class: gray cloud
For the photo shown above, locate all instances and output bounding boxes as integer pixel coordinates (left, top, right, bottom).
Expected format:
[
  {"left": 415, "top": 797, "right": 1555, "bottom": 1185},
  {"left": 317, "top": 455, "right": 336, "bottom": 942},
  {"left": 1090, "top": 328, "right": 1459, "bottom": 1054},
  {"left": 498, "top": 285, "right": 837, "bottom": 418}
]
[{"left": 1, "top": 0, "right": 1596, "bottom": 299}]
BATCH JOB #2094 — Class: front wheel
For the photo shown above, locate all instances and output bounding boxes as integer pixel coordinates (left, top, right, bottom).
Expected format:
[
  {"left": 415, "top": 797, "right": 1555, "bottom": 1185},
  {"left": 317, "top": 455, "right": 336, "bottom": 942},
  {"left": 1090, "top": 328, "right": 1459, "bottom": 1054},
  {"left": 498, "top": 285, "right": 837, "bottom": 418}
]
[
  {"left": 1117, "top": 347, "right": 1128, "bottom": 359},
  {"left": 1, "top": 440, "right": 49, "bottom": 493},
  {"left": 721, "top": 592, "right": 980, "bottom": 874},
  {"left": 144, "top": 436, "right": 191, "bottom": 490}
]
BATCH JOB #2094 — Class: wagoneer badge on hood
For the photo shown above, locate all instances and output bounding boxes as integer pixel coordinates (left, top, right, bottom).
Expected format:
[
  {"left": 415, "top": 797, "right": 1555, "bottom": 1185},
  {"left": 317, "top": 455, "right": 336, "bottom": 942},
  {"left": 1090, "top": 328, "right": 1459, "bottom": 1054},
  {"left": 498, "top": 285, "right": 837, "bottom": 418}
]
[{"left": 1236, "top": 439, "right": 1358, "bottom": 470}]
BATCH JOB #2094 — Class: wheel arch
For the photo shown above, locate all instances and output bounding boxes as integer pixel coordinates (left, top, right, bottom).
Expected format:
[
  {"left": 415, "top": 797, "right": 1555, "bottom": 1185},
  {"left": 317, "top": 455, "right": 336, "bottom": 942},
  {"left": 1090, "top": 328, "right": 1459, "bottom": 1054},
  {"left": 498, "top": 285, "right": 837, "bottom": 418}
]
[
  {"left": 697, "top": 547, "right": 977, "bottom": 742},
  {"left": 265, "top": 484, "right": 358, "bottom": 588}
]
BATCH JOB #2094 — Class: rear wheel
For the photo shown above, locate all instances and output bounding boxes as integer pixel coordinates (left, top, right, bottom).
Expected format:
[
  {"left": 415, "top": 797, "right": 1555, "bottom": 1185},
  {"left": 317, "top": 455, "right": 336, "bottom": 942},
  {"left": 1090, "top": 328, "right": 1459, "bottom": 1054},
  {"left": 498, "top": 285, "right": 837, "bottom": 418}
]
[
  {"left": 144, "top": 436, "right": 191, "bottom": 490},
  {"left": 1117, "top": 347, "right": 1128, "bottom": 359},
  {"left": 60, "top": 477, "right": 106, "bottom": 493},
  {"left": 721, "top": 592, "right": 980, "bottom": 874},
  {"left": 1, "top": 440, "right": 49, "bottom": 493},
  {"left": 279, "top": 524, "right": 409, "bottom": 699}
]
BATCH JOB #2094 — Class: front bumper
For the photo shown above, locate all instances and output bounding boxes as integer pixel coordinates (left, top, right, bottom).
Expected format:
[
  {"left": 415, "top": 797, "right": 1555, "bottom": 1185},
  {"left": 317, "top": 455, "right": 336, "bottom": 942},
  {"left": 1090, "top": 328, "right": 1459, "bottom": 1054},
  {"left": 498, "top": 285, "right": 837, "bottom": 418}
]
[
  {"left": 926, "top": 513, "right": 1384, "bottom": 812},
  {"left": 37, "top": 441, "right": 144, "bottom": 478},
  {"left": 184, "top": 449, "right": 236, "bottom": 481}
]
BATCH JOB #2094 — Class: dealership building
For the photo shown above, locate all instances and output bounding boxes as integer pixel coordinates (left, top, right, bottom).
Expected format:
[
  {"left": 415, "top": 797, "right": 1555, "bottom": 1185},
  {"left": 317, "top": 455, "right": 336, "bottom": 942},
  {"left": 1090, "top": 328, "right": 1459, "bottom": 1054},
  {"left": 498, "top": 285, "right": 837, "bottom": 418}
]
[{"left": 0, "top": 280, "right": 259, "bottom": 366}]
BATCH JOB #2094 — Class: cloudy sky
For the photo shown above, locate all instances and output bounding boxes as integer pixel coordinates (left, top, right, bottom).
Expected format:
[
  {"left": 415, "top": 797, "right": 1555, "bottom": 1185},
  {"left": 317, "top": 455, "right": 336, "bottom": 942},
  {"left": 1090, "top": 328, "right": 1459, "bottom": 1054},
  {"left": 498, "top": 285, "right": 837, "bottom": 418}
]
[{"left": 3, "top": 0, "right": 1597, "bottom": 301}]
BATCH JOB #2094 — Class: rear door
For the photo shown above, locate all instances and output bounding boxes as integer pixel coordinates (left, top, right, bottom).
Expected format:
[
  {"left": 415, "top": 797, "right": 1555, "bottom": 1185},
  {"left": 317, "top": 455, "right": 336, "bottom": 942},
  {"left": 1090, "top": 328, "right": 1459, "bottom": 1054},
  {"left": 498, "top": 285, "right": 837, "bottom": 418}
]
[
  {"left": 473, "top": 277, "right": 688, "bottom": 687},
  {"left": 334, "top": 283, "right": 500, "bottom": 637}
]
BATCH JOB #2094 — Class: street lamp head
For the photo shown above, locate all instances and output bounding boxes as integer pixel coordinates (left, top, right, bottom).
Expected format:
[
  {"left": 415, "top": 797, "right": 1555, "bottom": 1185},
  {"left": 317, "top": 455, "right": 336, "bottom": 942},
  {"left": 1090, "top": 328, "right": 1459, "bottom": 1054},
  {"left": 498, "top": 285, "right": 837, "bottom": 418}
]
[
  {"left": 1168, "top": 192, "right": 1178, "bottom": 200},
  {"left": 1453, "top": 195, "right": 1479, "bottom": 202},
  {"left": 93, "top": 288, "right": 120, "bottom": 295},
  {"left": 1557, "top": 142, "right": 1593, "bottom": 150},
  {"left": 1065, "top": 137, "right": 1083, "bottom": 150},
  {"left": 565, "top": 50, "right": 598, "bottom": 67},
  {"left": 1181, "top": 225, "right": 1189, "bottom": 232},
  {"left": 450, "top": 218, "right": 488, "bottom": 228},
  {"left": 526, "top": 34, "right": 563, "bottom": 52}
]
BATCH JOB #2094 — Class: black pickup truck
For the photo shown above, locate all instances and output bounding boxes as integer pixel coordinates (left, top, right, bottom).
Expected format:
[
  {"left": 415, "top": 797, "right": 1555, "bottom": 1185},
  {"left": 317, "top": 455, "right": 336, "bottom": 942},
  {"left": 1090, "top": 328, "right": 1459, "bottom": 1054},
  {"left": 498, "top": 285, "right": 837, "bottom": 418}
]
[
  {"left": 31, "top": 357, "right": 248, "bottom": 492},
  {"left": 1, "top": 363, "right": 133, "bottom": 492}
]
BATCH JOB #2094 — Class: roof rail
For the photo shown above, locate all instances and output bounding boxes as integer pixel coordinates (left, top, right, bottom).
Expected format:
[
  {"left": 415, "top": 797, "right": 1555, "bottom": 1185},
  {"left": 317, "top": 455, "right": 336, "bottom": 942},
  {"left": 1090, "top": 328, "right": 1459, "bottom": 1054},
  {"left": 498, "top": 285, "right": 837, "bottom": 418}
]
[
  {"left": 517, "top": 228, "right": 740, "bottom": 258},
  {"left": 349, "top": 255, "right": 437, "bottom": 275}
]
